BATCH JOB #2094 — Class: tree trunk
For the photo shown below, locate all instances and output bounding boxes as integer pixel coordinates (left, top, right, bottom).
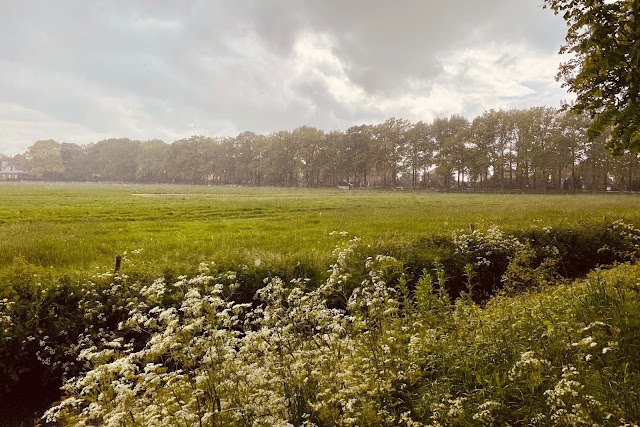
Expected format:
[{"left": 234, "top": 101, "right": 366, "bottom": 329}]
[
  {"left": 571, "top": 149, "right": 576, "bottom": 186},
  {"left": 559, "top": 164, "right": 563, "bottom": 190},
  {"left": 628, "top": 156, "right": 635, "bottom": 190},
  {"left": 509, "top": 163, "right": 513, "bottom": 186}
]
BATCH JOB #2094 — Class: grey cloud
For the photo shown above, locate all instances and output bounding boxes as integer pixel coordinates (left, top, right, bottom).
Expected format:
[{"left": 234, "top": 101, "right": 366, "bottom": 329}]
[
  {"left": 0, "top": 0, "right": 569, "bottom": 154},
  {"left": 248, "top": 0, "right": 566, "bottom": 93}
]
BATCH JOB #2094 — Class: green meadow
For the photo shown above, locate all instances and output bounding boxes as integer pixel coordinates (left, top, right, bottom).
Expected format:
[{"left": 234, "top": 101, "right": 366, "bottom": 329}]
[
  {"left": 3, "top": 182, "right": 640, "bottom": 424},
  {"left": 2, "top": 182, "right": 639, "bottom": 278}
]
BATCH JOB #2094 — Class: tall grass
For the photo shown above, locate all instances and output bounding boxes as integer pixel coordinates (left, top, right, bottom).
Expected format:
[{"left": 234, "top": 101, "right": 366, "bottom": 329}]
[{"left": 2, "top": 182, "right": 639, "bottom": 278}]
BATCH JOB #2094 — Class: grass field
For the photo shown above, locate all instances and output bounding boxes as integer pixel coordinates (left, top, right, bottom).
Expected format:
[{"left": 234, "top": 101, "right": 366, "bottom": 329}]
[
  {"left": 2, "top": 182, "right": 640, "bottom": 279},
  {"left": 3, "top": 182, "right": 640, "bottom": 424}
]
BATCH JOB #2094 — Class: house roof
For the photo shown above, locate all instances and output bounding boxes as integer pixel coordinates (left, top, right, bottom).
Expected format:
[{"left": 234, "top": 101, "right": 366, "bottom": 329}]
[{"left": 0, "top": 158, "right": 28, "bottom": 174}]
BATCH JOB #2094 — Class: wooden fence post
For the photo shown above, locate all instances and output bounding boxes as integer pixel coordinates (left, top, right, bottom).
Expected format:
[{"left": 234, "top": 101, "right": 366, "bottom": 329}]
[{"left": 114, "top": 255, "right": 122, "bottom": 273}]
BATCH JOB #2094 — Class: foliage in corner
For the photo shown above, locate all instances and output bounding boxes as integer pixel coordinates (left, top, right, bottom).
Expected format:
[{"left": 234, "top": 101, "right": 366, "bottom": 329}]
[{"left": 544, "top": 0, "right": 640, "bottom": 155}]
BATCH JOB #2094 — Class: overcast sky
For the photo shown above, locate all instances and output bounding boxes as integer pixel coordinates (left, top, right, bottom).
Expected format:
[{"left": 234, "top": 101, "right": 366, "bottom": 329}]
[{"left": 0, "top": 0, "right": 571, "bottom": 155}]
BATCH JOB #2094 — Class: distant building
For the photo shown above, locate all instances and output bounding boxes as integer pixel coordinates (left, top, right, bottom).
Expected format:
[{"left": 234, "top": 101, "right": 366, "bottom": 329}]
[
  {"left": 0, "top": 159, "right": 29, "bottom": 180},
  {"left": 422, "top": 167, "right": 445, "bottom": 188}
]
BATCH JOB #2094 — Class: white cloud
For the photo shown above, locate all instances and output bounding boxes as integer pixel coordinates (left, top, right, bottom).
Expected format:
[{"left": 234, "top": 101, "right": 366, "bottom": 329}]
[
  {"left": 273, "top": 37, "right": 572, "bottom": 126},
  {"left": 291, "top": 33, "right": 367, "bottom": 108}
]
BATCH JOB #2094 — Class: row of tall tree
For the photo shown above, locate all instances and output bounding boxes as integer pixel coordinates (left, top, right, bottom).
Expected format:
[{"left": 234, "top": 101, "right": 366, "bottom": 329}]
[{"left": 10, "top": 107, "right": 640, "bottom": 190}]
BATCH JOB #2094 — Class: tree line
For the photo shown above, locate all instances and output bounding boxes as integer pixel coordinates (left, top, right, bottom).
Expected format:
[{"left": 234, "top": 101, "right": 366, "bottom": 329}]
[{"left": 6, "top": 107, "right": 640, "bottom": 191}]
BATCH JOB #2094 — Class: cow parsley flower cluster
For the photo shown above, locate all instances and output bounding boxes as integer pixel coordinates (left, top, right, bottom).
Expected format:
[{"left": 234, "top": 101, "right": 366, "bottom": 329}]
[
  {"left": 24, "top": 233, "right": 640, "bottom": 426},
  {"left": 544, "top": 365, "right": 600, "bottom": 425},
  {"left": 599, "top": 219, "right": 640, "bottom": 262},
  {"left": 43, "top": 243, "right": 435, "bottom": 426},
  {"left": 508, "top": 350, "right": 552, "bottom": 390},
  {"left": 452, "top": 225, "right": 524, "bottom": 268}
]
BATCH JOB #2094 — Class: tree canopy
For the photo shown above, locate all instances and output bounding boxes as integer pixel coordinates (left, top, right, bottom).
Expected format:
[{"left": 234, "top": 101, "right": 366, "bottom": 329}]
[
  {"left": 24, "top": 139, "right": 64, "bottom": 179},
  {"left": 544, "top": 0, "right": 640, "bottom": 155},
  {"left": 15, "top": 108, "right": 640, "bottom": 191}
]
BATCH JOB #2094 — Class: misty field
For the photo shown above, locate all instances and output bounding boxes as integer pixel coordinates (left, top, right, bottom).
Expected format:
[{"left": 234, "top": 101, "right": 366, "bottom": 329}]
[{"left": 2, "top": 182, "right": 639, "bottom": 277}]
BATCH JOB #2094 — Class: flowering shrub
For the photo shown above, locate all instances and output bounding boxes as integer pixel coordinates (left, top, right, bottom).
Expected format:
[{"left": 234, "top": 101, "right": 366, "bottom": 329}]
[
  {"left": 452, "top": 225, "right": 524, "bottom": 269},
  {"left": 39, "top": 245, "right": 640, "bottom": 426},
  {"left": 452, "top": 225, "right": 560, "bottom": 296},
  {"left": 599, "top": 219, "right": 640, "bottom": 263}
]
